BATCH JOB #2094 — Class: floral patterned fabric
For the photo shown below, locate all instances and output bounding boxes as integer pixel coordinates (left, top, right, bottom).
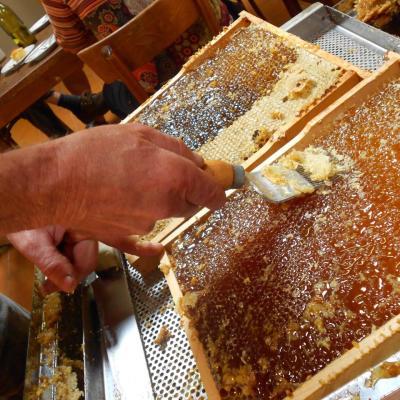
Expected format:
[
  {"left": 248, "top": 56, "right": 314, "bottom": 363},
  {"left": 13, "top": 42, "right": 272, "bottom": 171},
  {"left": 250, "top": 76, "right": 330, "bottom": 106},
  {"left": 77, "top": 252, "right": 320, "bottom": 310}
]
[
  {"left": 83, "top": 1, "right": 133, "bottom": 39},
  {"left": 157, "top": 1, "right": 232, "bottom": 89},
  {"left": 81, "top": 0, "right": 231, "bottom": 94},
  {"left": 165, "top": 1, "right": 231, "bottom": 70}
]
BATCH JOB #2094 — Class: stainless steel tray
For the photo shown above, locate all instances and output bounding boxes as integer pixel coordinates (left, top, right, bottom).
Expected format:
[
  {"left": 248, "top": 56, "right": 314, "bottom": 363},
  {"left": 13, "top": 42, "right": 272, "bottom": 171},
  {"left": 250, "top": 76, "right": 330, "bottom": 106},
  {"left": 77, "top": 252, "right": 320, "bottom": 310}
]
[
  {"left": 24, "top": 270, "right": 84, "bottom": 400},
  {"left": 281, "top": 2, "right": 400, "bottom": 71},
  {"left": 81, "top": 256, "right": 206, "bottom": 400}
]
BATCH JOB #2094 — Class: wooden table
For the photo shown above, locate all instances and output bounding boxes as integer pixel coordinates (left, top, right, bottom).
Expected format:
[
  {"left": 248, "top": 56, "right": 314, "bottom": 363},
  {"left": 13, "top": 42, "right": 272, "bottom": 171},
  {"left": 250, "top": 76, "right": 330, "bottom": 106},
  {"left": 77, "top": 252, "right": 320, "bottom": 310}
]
[{"left": 0, "top": 24, "right": 84, "bottom": 129}]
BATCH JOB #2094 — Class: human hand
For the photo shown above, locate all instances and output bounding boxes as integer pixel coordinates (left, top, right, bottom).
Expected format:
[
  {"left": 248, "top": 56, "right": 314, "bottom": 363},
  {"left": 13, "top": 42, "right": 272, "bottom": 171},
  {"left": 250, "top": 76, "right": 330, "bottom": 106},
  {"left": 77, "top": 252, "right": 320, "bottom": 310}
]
[
  {"left": 50, "top": 123, "right": 226, "bottom": 239},
  {"left": 7, "top": 226, "right": 163, "bottom": 293},
  {"left": 7, "top": 226, "right": 96, "bottom": 293},
  {"left": 2, "top": 123, "right": 225, "bottom": 292}
]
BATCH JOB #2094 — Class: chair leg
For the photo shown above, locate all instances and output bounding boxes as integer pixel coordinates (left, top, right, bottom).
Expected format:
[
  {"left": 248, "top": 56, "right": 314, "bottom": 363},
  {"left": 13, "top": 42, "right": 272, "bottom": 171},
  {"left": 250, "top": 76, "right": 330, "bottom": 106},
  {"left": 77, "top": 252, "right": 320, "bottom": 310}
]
[
  {"left": 242, "top": 0, "right": 303, "bottom": 18},
  {"left": 0, "top": 122, "right": 18, "bottom": 151},
  {"left": 195, "top": 0, "right": 221, "bottom": 35},
  {"left": 101, "top": 45, "right": 149, "bottom": 104},
  {"left": 62, "top": 68, "right": 91, "bottom": 95},
  {"left": 20, "top": 100, "right": 71, "bottom": 139}
]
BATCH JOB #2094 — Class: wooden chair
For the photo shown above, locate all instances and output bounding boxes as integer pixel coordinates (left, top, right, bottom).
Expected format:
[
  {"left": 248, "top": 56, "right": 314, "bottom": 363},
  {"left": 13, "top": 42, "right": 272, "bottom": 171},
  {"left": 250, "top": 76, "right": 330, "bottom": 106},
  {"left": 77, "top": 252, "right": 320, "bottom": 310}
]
[{"left": 78, "top": 0, "right": 221, "bottom": 103}]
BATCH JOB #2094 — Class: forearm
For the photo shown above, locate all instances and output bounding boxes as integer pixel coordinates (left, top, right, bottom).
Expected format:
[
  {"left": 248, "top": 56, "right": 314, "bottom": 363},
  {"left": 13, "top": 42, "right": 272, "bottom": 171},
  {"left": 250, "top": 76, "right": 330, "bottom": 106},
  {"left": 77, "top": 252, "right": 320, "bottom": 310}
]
[{"left": 0, "top": 142, "right": 67, "bottom": 235}]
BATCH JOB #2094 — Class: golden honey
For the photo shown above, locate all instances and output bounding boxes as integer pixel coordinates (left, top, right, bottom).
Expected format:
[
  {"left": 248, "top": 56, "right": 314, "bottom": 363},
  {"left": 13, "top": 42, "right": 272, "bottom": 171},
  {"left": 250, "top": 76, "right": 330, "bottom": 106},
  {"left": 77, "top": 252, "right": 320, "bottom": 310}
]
[{"left": 170, "top": 78, "right": 400, "bottom": 399}]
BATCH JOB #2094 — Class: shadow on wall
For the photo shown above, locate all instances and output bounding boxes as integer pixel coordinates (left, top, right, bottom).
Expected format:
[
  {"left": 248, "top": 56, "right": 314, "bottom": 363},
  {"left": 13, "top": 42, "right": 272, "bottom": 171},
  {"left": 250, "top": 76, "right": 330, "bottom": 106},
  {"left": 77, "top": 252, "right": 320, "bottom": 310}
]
[{"left": 0, "top": 0, "right": 45, "bottom": 53}]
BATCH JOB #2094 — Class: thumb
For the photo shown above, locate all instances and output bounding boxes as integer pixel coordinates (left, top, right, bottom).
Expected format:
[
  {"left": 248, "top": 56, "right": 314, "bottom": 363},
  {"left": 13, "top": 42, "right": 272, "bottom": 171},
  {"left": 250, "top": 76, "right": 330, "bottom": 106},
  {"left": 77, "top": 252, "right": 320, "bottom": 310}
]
[
  {"left": 8, "top": 229, "right": 78, "bottom": 293},
  {"left": 31, "top": 245, "right": 77, "bottom": 293},
  {"left": 41, "top": 240, "right": 97, "bottom": 293}
]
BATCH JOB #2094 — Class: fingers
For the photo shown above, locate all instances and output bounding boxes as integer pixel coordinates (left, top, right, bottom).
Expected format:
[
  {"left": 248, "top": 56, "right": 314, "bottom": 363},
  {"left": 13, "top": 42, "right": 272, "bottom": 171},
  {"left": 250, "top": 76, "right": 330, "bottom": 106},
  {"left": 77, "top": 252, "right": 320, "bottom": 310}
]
[
  {"left": 133, "top": 123, "right": 204, "bottom": 168},
  {"left": 8, "top": 227, "right": 97, "bottom": 293},
  {"left": 100, "top": 235, "right": 164, "bottom": 257},
  {"left": 40, "top": 239, "right": 97, "bottom": 291},
  {"left": 179, "top": 204, "right": 202, "bottom": 219},
  {"left": 132, "top": 240, "right": 164, "bottom": 257},
  {"left": 180, "top": 158, "right": 227, "bottom": 211},
  {"left": 8, "top": 229, "right": 77, "bottom": 293}
]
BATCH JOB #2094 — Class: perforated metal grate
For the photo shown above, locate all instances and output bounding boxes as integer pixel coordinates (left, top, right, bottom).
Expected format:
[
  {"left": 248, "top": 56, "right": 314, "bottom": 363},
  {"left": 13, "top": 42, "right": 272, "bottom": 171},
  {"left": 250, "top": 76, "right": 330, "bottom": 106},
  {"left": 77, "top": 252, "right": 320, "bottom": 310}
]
[
  {"left": 125, "top": 264, "right": 207, "bottom": 400},
  {"left": 310, "top": 28, "right": 385, "bottom": 71}
]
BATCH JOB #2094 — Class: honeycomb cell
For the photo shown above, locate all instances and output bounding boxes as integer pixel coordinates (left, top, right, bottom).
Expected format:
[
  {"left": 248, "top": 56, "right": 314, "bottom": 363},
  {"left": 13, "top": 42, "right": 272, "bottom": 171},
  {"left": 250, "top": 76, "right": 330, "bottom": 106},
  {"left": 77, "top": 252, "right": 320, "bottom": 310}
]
[{"left": 137, "top": 26, "right": 297, "bottom": 150}]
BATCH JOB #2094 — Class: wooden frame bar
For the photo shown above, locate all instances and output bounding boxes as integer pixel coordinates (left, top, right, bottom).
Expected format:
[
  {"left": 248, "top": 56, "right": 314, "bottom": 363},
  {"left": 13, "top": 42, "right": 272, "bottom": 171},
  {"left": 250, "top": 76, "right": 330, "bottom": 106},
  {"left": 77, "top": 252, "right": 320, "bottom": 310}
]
[
  {"left": 123, "top": 12, "right": 367, "bottom": 275},
  {"left": 157, "top": 54, "right": 400, "bottom": 400}
]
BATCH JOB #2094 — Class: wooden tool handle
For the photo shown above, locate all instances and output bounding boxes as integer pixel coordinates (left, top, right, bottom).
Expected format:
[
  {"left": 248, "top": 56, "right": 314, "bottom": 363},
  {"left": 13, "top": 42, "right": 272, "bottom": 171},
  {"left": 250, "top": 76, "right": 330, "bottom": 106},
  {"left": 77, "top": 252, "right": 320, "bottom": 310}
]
[{"left": 203, "top": 160, "right": 235, "bottom": 189}]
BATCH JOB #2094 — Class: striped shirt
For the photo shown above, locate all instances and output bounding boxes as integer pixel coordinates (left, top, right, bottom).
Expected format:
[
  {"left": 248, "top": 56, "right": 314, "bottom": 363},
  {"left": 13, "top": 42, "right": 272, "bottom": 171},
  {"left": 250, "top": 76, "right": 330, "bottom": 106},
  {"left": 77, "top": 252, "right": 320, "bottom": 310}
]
[{"left": 40, "top": 0, "right": 135, "bottom": 53}]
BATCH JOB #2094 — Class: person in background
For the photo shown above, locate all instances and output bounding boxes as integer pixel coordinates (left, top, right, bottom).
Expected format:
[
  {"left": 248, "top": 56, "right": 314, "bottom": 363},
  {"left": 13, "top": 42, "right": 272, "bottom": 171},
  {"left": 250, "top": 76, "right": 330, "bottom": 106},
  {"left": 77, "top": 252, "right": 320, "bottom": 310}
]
[
  {"left": 0, "top": 122, "right": 226, "bottom": 397},
  {"left": 41, "top": 0, "right": 231, "bottom": 122}
]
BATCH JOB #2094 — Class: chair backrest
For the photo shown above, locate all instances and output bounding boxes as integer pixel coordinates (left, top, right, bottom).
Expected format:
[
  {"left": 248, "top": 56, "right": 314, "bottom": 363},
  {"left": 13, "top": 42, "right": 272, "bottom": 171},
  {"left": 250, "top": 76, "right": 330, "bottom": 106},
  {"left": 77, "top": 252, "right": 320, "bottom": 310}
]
[
  {"left": 78, "top": 0, "right": 220, "bottom": 103},
  {"left": 240, "top": 0, "right": 262, "bottom": 16}
]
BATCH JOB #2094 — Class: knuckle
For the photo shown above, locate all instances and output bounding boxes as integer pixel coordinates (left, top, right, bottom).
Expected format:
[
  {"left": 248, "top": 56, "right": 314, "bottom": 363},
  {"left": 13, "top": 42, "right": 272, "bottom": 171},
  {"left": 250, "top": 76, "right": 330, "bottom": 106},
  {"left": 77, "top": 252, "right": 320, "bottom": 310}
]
[
  {"left": 176, "top": 138, "right": 186, "bottom": 153},
  {"left": 178, "top": 139, "right": 193, "bottom": 159},
  {"left": 132, "top": 131, "right": 147, "bottom": 145},
  {"left": 130, "top": 122, "right": 146, "bottom": 132},
  {"left": 137, "top": 221, "right": 155, "bottom": 235},
  {"left": 21, "top": 238, "right": 37, "bottom": 255},
  {"left": 40, "top": 257, "right": 65, "bottom": 280},
  {"left": 158, "top": 200, "right": 177, "bottom": 219}
]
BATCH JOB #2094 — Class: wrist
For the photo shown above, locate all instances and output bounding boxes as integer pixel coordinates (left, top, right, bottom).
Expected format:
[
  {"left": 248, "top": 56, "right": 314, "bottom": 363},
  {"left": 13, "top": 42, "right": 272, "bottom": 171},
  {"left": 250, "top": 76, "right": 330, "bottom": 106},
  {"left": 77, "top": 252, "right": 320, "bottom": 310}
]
[
  {"left": 49, "top": 137, "right": 88, "bottom": 229},
  {"left": 0, "top": 141, "right": 59, "bottom": 233}
]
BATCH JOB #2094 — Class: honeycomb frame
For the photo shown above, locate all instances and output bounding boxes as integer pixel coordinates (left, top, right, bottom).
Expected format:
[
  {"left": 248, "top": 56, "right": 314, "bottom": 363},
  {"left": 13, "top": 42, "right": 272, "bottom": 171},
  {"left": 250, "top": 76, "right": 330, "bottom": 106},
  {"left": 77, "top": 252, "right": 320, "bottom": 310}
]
[
  {"left": 158, "top": 54, "right": 400, "bottom": 400},
  {"left": 124, "top": 12, "right": 365, "bottom": 275}
]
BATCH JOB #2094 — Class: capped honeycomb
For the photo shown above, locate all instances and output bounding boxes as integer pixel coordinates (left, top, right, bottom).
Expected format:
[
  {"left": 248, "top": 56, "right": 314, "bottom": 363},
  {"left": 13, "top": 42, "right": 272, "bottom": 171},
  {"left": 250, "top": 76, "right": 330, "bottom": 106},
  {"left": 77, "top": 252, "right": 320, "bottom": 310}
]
[
  {"left": 136, "top": 24, "right": 343, "bottom": 161},
  {"left": 134, "top": 23, "right": 346, "bottom": 242},
  {"left": 355, "top": 0, "right": 400, "bottom": 28},
  {"left": 137, "top": 24, "right": 297, "bottom": 150},
  {"left": 197, "top": 49, "right": 342, "bottom": 164},
  {"left": 169, "top": 77, "right": 400, "bottom": 399}
]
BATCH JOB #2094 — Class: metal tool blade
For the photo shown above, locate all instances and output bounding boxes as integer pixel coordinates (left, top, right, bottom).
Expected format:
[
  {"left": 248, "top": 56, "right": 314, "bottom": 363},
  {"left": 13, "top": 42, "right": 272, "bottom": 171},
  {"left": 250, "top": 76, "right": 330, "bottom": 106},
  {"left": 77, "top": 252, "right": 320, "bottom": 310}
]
[{"left": 246, "top": 166, "right": 315, "bottom": 203}]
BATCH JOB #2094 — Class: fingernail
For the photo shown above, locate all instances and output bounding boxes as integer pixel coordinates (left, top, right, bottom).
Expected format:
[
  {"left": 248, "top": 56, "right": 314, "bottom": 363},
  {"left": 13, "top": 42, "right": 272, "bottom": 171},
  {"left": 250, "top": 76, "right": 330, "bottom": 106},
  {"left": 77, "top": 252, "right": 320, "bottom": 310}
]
[{"left": 64, "top": 275, "right": 76, "bottom": 293}]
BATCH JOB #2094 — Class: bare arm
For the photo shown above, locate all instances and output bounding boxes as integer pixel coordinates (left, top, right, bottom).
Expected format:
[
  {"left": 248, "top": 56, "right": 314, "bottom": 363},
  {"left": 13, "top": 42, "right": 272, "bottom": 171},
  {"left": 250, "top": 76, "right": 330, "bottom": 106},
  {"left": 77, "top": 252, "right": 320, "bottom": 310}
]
[
  {"left": 1, "top": 123, "right": 225, "bottom": 237},
  {"left": 2, "top": 124, "right": 226, "bottom": 291},
  {"left": 0, "top": 140, "right": 64, "bottom": 235}
]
